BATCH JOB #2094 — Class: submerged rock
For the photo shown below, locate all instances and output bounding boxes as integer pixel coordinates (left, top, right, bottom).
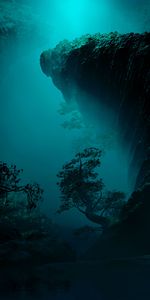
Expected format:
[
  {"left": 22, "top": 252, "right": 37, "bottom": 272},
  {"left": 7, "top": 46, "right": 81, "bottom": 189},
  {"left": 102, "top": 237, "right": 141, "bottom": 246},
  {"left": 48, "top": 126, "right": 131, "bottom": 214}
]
[{"left": 40, "top": 32, "right": 150, "bottom": 190}]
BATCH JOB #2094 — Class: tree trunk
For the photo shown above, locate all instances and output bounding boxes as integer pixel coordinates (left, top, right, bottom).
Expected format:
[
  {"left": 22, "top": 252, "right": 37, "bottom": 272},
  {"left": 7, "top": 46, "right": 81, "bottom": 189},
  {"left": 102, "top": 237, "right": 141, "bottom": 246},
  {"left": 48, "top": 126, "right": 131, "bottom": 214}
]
[{"left": 85, "top": 211, "right": 109, "bottom": 228}]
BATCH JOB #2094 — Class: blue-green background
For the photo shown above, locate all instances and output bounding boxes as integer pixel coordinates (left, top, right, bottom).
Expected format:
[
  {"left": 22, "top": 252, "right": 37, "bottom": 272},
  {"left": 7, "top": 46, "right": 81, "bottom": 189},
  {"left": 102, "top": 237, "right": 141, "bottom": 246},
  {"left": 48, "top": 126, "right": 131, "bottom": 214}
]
[{"left": 0, "top": 0, "right": 149, "bottom": 229}]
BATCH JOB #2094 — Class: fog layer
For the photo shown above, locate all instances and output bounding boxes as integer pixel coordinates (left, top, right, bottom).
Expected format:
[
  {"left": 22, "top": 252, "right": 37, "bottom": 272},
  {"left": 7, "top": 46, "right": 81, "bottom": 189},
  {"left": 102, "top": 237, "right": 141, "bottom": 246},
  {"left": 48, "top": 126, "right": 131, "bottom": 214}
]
[{"left": 0, "top": 0, "right": 149, "bottom": 227}]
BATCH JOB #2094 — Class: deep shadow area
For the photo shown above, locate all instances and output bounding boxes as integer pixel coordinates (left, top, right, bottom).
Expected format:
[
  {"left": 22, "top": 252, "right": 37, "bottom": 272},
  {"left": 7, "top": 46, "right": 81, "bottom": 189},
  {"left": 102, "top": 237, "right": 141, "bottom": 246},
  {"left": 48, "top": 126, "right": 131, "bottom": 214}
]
[{"left": 1, "top": 258, "right": 150, "bottom": 299}]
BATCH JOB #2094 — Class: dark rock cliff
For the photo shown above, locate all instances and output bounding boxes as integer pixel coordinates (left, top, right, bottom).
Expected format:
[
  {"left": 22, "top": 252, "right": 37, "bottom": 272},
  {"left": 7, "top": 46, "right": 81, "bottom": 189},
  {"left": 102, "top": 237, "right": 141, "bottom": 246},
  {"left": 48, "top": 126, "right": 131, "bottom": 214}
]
[
  {"left": 40, "top": 33, "right": 150, "bottom": 258},
  {"left": 40, "top": 32, "right": 150, "bottom": 190}
]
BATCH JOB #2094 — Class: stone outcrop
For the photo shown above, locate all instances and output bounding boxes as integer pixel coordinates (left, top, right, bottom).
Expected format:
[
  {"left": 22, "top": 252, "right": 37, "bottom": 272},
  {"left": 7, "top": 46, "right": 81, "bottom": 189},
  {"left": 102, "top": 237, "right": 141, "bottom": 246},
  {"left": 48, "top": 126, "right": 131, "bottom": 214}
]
[
  {"left": 40, "top": 32, "right": 150, "bottom": 190},
  {"left": 40, "top": 33, "right": 150, "bottom": 259}
]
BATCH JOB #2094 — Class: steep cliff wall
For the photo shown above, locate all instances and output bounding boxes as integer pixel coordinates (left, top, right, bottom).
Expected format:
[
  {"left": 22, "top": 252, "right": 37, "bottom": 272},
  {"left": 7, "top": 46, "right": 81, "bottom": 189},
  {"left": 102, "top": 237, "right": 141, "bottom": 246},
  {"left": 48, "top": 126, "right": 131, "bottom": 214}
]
[
  {"left": 40, "top": 32, "right": 150, "bottom": 258},
  {"left": 40, "top": 32, "right": 150, "bottom": 190}
]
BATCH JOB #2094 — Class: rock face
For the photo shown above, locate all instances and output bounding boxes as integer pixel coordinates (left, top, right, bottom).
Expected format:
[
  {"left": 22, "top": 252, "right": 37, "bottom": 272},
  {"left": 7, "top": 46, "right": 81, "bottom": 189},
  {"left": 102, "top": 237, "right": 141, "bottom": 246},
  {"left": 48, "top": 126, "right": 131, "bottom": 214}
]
[
  {"left": 40, "top": 32, "right": 150, "bottom": 190},
  {"left": 40, "top": 33, "right": 150, "bottom": 259},
  {"left": 83, "top": 183, "right": 150, "bottom": 259}
]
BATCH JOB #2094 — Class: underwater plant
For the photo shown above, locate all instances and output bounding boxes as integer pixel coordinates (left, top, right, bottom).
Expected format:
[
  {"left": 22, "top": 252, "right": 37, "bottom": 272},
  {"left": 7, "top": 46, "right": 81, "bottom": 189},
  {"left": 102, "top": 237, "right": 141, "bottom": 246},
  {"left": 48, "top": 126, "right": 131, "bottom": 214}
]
[{"left": 57, "top": 147, "right": 125, "bottom": 229}]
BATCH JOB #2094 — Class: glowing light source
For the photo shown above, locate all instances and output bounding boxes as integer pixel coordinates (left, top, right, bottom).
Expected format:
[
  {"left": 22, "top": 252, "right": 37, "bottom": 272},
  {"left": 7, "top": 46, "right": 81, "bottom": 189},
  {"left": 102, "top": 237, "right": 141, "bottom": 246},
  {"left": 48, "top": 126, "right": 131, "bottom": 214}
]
[
  {"left": 58, "top": 0, "right": 91, "bottom": 34},
  {"left": 54, "top": 0, "right": 111, "bottom": 38},
  {"left": 61, "top": 0, "right": 87, "bottom": 17}
]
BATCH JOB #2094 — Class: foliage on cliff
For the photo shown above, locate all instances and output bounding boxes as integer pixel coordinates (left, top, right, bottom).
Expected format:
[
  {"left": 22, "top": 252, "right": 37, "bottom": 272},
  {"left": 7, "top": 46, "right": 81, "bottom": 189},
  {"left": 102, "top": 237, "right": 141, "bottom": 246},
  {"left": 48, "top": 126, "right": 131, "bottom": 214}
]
[{"left": 57, "top": 147, "right": 125, "bottom": 229}]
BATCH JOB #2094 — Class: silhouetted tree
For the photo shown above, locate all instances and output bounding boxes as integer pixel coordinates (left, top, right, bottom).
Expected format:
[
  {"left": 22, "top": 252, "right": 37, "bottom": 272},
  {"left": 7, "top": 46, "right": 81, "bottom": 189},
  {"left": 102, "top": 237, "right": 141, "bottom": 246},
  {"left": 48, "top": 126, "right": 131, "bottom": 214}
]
[
  {"left": 57, "top": 148, "right": 125, "bottom": 229},
  {"left": 0, "top": 161, "right": 43, "bottom": 214}
]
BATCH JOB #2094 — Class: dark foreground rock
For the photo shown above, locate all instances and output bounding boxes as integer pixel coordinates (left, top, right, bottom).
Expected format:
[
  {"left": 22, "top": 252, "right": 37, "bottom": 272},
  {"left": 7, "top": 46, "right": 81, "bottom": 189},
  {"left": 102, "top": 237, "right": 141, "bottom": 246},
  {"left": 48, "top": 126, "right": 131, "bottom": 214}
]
[
  {"left": 0, "top": 238, "right": 76, "bottom": 267},
  {"left": 84, "top": 184, "right": 150, "bottom": 260},
  {"left": 0, "top": 218, "right": 76, "bottom": 267}
]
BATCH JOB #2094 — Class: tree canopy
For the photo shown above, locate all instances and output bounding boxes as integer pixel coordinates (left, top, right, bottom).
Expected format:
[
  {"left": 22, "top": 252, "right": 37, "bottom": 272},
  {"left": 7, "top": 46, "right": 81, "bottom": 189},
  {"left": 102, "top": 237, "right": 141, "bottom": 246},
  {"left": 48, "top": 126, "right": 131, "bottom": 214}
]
[
  {"left": 0, "top": 161, "right": 43, "bottom": 214},
  {"left": 57, "top": 147, "right": 125, "bottom": 229}
]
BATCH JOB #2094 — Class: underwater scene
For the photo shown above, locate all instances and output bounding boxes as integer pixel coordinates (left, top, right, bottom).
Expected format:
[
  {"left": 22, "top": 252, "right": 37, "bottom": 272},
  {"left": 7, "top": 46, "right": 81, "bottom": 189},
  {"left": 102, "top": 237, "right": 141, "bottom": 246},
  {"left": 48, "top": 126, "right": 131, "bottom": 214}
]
[{"left": 0, "top": 0, "right": 150, "bottom": 299}]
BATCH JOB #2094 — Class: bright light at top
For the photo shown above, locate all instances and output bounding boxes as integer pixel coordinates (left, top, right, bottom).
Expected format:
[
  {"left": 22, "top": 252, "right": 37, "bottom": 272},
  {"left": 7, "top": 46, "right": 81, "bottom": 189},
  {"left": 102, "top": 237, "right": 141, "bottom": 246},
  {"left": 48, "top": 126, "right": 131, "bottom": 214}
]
[
  {"left": 61, "top": 0, "right": 88, "bottom": 20},
  {"left": 37, "top": 0, "right": 145, "bottom": 45},
  {"left": 49, "top": 0, "right": 112, "bottom": 41},
  {"left": 58, "top": 0, "right": 91, "bottom": 33}
]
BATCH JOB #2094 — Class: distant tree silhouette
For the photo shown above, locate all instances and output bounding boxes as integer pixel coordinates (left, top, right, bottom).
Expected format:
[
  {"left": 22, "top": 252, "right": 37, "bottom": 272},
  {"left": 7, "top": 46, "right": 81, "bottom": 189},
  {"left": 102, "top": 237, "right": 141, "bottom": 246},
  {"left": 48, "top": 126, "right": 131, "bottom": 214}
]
[
  {"left": 57, "top": 148, "right": 125, "bottom": 229},
  {"left": 0, "top": 161, "right": 43, "bottom": 214}
]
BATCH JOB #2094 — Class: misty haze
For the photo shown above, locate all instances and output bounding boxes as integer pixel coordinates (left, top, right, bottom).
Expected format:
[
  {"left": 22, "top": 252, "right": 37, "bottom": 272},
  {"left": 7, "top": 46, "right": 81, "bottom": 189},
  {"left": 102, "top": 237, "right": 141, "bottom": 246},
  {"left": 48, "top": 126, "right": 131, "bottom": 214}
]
[{"left": 0, "top": 0, "right": 150, "bottom": 299}]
